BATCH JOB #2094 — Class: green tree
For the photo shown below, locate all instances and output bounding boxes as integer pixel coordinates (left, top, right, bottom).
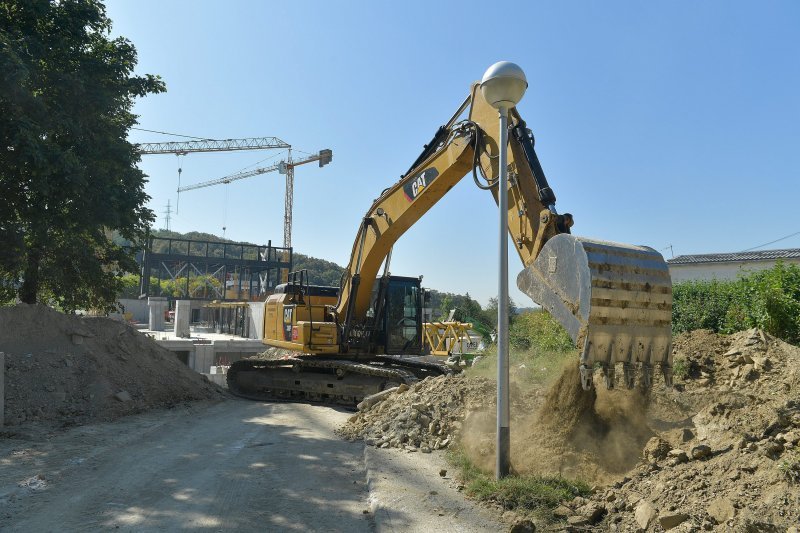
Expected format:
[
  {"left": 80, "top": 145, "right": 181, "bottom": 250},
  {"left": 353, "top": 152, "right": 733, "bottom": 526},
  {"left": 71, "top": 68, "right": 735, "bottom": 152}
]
[{"left": 0, "top": 0, "right": 165, "bottom": 310}]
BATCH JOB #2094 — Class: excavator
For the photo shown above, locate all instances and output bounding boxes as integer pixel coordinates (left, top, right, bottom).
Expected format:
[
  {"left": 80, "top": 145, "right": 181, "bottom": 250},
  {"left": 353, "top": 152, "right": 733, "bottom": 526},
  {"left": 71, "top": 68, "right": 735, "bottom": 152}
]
[{"left": 227, "top": 75, "right": 672, "bottom": 404}]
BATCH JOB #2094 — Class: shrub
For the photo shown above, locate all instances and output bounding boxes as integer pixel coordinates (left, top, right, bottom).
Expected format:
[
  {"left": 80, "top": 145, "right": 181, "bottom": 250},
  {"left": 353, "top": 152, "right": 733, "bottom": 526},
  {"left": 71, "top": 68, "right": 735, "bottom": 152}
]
[
  {"left": 672, "top": 262, "right": 800, "bottom": 344},
  {"left": 509, "top": 309, "right": 574, "bottom": 352}
]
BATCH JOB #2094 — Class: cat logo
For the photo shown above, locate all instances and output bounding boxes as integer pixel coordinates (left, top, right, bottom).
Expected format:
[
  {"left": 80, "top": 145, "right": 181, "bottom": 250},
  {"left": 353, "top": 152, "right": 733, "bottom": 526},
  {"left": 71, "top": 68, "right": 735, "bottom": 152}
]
[
  {"left": 283, "top": 306, "right": 294, "bottom": 341},
  {"left": 403, "top": 168, "right": 439, "bottom": 202}
]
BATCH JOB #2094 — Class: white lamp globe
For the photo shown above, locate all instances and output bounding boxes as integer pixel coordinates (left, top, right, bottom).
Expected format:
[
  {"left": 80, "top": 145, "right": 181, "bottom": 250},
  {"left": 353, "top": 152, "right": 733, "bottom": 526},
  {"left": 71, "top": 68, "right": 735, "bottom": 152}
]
[{"left": 480, "top": 61, "right": 528, "bottom": 110}]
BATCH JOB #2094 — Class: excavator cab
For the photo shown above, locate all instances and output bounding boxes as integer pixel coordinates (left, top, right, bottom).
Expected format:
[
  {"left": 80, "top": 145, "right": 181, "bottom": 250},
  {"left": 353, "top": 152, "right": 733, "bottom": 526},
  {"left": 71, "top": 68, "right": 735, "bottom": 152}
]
[{"left": 358, "top": 275, "right": 424, "bottom": 356}]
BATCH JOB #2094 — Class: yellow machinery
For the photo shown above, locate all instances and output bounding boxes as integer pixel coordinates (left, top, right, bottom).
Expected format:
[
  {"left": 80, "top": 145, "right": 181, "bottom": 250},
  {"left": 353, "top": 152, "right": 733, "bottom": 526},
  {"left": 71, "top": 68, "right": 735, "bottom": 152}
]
[
  {"left": 423, "top": 321, "right": 477, "bottom": 357},
  {"left": 227, "top": 77, "right": 672, "bottom": 404}
]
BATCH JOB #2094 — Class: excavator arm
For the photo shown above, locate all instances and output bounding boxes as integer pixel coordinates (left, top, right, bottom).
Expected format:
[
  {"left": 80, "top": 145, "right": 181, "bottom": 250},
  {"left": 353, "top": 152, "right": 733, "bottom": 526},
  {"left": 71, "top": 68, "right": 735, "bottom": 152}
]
[{"left": 333, "top": 83, "right": 673, "bottom": 390}]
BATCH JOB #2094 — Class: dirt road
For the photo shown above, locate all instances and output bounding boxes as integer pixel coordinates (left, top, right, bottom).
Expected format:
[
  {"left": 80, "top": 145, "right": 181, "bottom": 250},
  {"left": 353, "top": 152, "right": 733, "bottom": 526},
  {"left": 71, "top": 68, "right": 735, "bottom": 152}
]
[{"left": 0, "top": 399, "right": 500, "bottom": 532}]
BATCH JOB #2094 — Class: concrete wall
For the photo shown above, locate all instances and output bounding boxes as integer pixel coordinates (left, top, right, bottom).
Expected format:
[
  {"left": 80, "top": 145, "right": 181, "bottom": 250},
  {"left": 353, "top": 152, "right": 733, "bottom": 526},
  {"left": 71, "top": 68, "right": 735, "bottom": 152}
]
[
  {"left": 117, "top": 298, "right": 150, "bottom": 323},
  {"left": 669, "top": 258, "right": 800, "bottom": 284},
  {"left": 247, "top": 301, "right": 266, "bottom": 340},
  {"left": 154, "top": 337, "right": 264, "bottom": 374}
]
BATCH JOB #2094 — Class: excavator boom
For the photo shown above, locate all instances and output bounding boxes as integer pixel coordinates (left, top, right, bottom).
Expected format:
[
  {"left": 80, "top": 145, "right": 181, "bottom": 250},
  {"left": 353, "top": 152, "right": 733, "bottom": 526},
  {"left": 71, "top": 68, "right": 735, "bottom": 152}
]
[{"left": 333, "top": 82, "right": 672, "bottom": 389}]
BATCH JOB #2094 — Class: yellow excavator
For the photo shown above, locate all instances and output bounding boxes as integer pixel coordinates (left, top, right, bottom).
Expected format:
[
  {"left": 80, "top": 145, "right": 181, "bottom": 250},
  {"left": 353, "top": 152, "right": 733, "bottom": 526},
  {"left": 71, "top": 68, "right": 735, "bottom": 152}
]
[{"left": 227, "top": 76, "right": 672, "bottom": 404}]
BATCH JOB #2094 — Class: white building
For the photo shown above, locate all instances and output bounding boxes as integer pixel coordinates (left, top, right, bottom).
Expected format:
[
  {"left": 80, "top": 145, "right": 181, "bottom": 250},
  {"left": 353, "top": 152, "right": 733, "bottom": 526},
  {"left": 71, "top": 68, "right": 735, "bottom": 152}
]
[{"left": 667, "top": 249, "right": 800, "bottom": 283}]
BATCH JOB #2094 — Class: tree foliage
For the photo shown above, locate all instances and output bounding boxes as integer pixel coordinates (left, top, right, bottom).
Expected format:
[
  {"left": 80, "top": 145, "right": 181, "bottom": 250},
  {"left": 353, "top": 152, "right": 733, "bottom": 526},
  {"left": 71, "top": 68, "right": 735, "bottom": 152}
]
[{"left": 0, "top": 0, "right": 165, "bottom": 311}]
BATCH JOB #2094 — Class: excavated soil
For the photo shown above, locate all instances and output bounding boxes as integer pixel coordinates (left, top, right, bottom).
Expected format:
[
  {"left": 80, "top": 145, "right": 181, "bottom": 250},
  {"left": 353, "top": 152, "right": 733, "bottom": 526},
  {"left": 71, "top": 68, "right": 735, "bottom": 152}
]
[
  {"left": 0, "top": 304, "right": 224, "bottom": 432},
  {"left": 340, "top": 328, "right": 800, "bottom": 531}
]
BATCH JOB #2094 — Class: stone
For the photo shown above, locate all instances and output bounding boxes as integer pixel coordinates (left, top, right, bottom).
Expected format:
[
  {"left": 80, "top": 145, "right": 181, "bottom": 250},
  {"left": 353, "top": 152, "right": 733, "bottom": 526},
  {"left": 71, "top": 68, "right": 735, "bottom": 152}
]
[
  {"left": 566, "top": 516, "right": 588, "bottom": 527},
  {"left": 723, "top": 348, "right": 741, "bottom": 357},
  {"left": 752, "top": 356, "right": 771, "bottom": 371},
  {"left": 659, "top": 513, "right": 689, "bottom": 530},
  {"left": 508, "top": 518, "right": 536, "bottom": 533},
  {"left": 668, "top": 449, "right": 689, "bottom": 464},
  {"left": 439, "top": 469, "right": 447, "bottom": 477},
  {"left": 763, "top": 440, "right": 784, "bottom": 459},
  {"left": 706, "top": 498, "right": 735, "bottom": 524},
  {"left": 577, "top": 502, "right": 606, "bottom": 524},
  {"left": 741, "top": 364, "right": 758, "bottom": 381},
  {"left": 643, "top": 437, "right": 671, "bottom": 462},
  {"left": 691, "top": 444, "right": 712, "bottom": 460},
  {"left": 552, "top": 505, "right": 572, "bottom": 518},
  {"left": 681, "top": 428, "right": 695, "bottom": 442},
  {"left": 635, "top": 501, "right": 657, "bottom": 529},
  {"left": 114, "top": 391, "right": 132, "bottom": 402}
]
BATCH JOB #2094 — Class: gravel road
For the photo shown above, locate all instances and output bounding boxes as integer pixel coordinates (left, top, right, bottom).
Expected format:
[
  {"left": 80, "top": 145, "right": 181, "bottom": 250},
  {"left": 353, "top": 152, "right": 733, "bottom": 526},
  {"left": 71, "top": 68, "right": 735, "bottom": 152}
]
[{"left": 0, "top": 399, "right": 501, "bottom": 532}]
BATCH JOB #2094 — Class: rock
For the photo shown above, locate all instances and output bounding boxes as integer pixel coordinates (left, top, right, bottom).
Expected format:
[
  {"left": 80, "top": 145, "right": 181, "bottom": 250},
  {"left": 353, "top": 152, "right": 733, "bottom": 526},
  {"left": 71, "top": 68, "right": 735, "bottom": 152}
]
[
  {"left": 723, "top": 348, "right": 741, "bottom": 357},
  {"left": 752, "top": 356, "right": 771, "bottom": 371},
  {"left": 706, "top": 498, "right": 735, "bottom": 524},
  {"left": 357, "top": 387, "right": 398, "bottom": 410},
  {"left": 667, "top": 449, "right": 689, "bottom": 464},
  {"left": 741, "top": 364, "right": 758, "bottom": 381},
  {"left": 570, "top": 496, "right": 588, "bottom": 507},
  {"left": 681, "top": 428, "right": 695, "bottom": 442},
  {"left": 439, "top": 469, "right": 447, "bottom": 477},
  {"left": 577, "top": 502, "right": 606, "bottom": 524},
  {"left": 659, "top": 513, "right": 689, "bottom": 530},
  {"left": 763, "top": 440, "right": 784, "bottom": 459},
  {"left": 635, "top": 501, "right": 657, "bottom": 529},
  {"left": 566, "top": 516, "right": 588, "bottom": 527},
  {"left": 396, "top": 383, "right": 410, "bottom": 394},
  {"left": 113, "top": 391, "right": 132, "bottom": 402},
  {"left": 420, "top": 446, "right": 431, "bottom": 453},
  {"left": 508, "top": 518, "right": 536, "bottom": 533},
  {"left": 691, "top": 444, "right": 712, "bottom": 460},
  {"left": 552, "top": 505, "right": 572, "bottom": 518},
  {"left": 643, "top": 437, "right": 671, "bottom": 462}
]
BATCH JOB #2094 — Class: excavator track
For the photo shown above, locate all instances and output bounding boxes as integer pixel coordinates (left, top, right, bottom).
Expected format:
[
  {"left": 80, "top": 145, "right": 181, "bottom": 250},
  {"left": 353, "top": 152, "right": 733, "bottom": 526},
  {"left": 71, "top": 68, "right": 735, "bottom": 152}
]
[{"left": 226, "top": 356, "right": 436, "bottom": 406}]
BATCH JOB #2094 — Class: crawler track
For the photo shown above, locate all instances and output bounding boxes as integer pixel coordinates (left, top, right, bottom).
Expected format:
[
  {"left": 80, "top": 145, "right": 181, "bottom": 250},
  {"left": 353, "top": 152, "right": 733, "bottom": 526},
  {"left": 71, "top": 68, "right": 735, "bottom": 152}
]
[{"left": 227, "top": 356, "right": 454, "bottom": 406}]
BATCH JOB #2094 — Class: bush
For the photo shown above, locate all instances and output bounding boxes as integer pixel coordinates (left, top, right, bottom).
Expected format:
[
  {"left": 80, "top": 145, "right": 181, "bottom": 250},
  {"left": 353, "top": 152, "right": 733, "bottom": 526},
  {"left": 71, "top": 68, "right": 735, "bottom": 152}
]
[
  {"left": 509, "top": 309, "right": 573, "bottom": 352},
  {"left": 672, "top": 262, "right": 800, "bottom": 344}
]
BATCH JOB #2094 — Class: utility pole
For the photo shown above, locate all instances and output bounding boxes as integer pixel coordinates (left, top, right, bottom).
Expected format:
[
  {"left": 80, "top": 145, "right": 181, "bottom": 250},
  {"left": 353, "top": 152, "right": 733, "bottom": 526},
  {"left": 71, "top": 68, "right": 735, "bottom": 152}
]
[{"left": 162, "top": 200, "right": 172, "bottom": 231}]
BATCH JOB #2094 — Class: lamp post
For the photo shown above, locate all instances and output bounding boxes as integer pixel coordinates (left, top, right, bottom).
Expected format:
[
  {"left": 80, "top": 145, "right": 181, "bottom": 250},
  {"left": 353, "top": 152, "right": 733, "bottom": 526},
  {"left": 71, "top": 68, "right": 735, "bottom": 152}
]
[{"left": 480, "top": 61, "right": 527, "bottom": 480}]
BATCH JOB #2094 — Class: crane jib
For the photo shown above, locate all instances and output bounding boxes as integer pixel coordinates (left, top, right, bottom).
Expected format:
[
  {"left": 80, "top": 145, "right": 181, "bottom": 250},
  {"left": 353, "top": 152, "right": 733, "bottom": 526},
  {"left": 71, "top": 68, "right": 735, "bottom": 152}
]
[{"left": 403, "top": 168, "right": 439, "bottom": 202}]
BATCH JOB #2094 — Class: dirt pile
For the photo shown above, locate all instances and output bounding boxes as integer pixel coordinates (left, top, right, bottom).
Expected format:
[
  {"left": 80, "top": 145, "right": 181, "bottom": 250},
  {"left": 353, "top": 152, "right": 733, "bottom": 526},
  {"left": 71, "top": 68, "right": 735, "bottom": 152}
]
[
  {"left": 337, "top": 374, "right": 498, "bottom": 452},
  {"left": 551, "top": 328, "right": 800, "bottom": 531},
  {"left": 0, "top": 304, "right": 223, "bottom": 430},
  {"left": 341, "top": 328, "right": 800, "bottom": 530}
]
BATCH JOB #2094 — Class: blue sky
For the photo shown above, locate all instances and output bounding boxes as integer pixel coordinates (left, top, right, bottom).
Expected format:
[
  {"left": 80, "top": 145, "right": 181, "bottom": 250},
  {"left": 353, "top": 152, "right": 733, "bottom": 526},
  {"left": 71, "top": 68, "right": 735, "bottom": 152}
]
[{"left": 107, "top": 0, "right": 800, "bottom": 305}]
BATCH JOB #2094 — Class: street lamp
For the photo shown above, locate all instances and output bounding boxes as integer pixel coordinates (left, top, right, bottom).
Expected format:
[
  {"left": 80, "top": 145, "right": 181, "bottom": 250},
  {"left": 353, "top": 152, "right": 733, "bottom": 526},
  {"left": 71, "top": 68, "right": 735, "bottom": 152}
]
[{"left": 480, "top": 61, "right": 527, "bottom": 480}]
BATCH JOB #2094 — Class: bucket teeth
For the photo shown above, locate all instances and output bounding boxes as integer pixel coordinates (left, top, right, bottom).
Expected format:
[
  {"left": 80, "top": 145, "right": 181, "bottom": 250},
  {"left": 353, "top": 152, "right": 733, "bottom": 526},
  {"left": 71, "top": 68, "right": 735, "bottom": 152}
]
[
  {"left": 518, "top": 233, "right": 673, "bottom": 390},
  {"left": 623, "top": 363, "right": 636, "bottom": 389},
  {"left": 602, "top": 363, "right": 615, "bottom": 390},
  {"left": 579, "top": 364, "right": 593, "bottom": 391}
]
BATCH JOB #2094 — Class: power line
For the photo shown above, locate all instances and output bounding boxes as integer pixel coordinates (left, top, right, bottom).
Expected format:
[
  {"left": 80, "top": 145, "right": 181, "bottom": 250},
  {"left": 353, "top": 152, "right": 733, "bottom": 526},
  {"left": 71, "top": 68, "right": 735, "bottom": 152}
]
[
  {"left": 741, "top": 230, "right": 800, "bottom": 252},
  {"left": 132, "top": 127, "right": 216, "bottom": 140}
]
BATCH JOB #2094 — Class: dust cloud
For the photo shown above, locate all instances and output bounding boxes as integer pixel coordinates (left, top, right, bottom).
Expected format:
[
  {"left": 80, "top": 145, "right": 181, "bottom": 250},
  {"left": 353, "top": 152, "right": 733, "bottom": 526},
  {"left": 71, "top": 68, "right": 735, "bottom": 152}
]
[{"left": 460, "top": 362, "right": 654, "bottom": 484}]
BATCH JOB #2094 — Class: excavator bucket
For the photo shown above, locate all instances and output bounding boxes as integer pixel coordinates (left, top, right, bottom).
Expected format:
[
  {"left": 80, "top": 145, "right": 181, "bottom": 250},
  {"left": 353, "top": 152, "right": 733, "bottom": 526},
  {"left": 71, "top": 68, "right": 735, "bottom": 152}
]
[{"left": 517, "top": 234, "right": 673, "bottom": 390}]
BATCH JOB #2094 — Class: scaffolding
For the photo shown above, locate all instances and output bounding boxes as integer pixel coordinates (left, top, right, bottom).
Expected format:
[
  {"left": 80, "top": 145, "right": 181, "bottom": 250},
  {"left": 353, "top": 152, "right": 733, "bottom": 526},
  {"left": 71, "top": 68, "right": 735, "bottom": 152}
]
[{"left": 139, "top": 236, "right": 291, "bottom": 301}]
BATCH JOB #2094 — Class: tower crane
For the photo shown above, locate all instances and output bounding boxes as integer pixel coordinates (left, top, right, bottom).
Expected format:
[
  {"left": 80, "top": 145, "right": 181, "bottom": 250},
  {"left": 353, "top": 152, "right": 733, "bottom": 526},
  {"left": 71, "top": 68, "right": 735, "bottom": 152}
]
[
  {"left": 178, "top": 149, "right": 333, "bottom": 248},
  {"left": 135, "top": 137, "right": 290, "bottom": 155},
  {"left": 136, "top": 136, "right": 291, "bottom": 214}
]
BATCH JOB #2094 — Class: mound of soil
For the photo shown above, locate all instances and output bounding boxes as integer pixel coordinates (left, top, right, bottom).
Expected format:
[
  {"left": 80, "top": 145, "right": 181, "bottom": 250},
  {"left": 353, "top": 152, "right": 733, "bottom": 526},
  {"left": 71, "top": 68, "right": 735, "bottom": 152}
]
[
  {"left": 337, "top": 374, "right": 498, "bottom": 452},
  {"left": 340, "top": 328, "right": 800, "bottom": 531},
  {"left": 0, "top": 304, "right": 223, "bottom": 430}
]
